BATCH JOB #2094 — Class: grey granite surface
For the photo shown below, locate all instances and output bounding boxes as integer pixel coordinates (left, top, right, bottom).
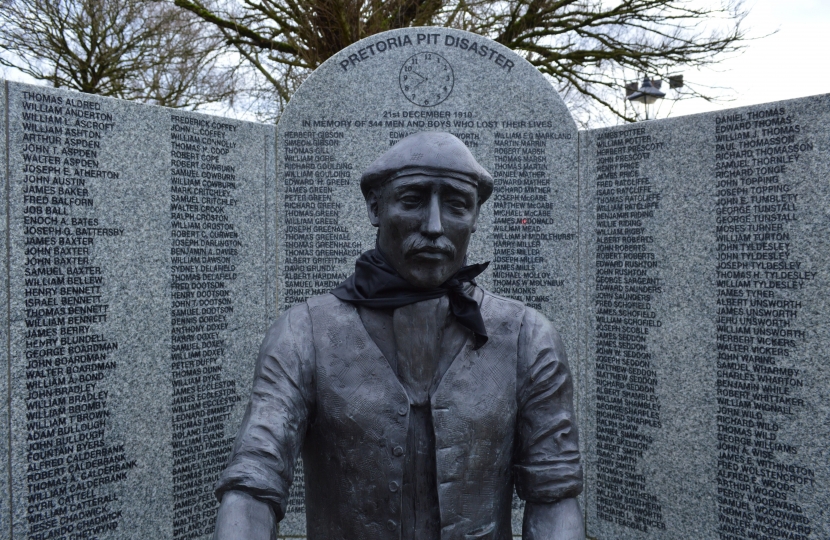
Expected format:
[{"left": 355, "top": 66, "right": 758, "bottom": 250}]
[
  {"left": 275, "top": 27, "right": 579, "bottom": 537},
  {"left": 579, "top": 94, "right": 830, "bottom": 539},
  {"left": 3, "top": 81, "right": 276, "bottom": 539},
  {"left": 3, "top": 72, "right": 827, "bottom": 540}
]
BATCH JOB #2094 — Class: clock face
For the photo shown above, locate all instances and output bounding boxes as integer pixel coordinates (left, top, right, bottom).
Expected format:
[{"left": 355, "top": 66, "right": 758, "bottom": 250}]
[{"left": 399, "top": 53, "right": 454, "bottom": 107}]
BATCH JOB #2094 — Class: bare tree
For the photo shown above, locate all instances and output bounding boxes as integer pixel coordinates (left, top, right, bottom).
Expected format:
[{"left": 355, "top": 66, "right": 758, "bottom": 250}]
[
  {"left": 174, "top": 0, "right": 748, "bottom": 125},
  {"left": 0, "top": 0, "right": 236, "bottom": 109}
]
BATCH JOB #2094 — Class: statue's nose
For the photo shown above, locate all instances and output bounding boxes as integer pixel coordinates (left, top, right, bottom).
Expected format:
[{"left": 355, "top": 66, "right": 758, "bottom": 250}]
[{"left": 421, "top": 193, "right": 444, "bottom": 238}]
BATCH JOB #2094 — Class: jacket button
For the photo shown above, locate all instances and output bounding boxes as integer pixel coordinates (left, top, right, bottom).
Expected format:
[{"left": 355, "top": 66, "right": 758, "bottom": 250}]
[
  {"left": 397, "top": 405, "right": 408, "bottom": 416},
  {"left": 389, "top": 481, "right": 399, "bottom": 492},
  {"left": 392, "top": 446, "right": 404, "bottom": 456},
  {"left": 387, "top": 519, "right": 397, "bottom": 531}
]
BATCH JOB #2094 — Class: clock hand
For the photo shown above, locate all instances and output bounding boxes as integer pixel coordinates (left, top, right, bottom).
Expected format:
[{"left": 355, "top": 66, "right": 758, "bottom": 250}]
[
  {"left": 412, "top": 77, "right": 427, "bottom": 90},
  {"left": 410, "top": 71, "right": 426, "bottom": 83}
]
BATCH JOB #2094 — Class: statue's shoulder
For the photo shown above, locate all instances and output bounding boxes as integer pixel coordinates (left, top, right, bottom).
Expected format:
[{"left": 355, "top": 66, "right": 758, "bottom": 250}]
[
  {"left": 475, "top": 286, "right": 527, "bottom": 322},
  {"left": 264, "top": 293, "right": 352, "bottom": 357},
  {"left": 305, "top": 292, "right": 342, "bottom": 310},
  {"left": 269, "top": 294, "right": 346, "bottom": 336},
  {"left": 268, "top": 300, "right": 312, "bottom": 333},
  {"left": 475, "top": 286, "right": 560, "bottom": 334}
]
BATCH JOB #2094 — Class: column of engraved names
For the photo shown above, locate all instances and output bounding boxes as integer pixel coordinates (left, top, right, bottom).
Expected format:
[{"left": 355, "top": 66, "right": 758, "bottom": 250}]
[
  {"left": 593, "top": 127, "right": 666, "bottom": 533},
  {"left": 280, "top": 123, "right": 360, "bottom": 519},
  {"left": 712, "top": 108, "right": 815, "bottom": 540},
  {"left": 18, "top": 89, "right": 129, "bottom": 539},
  {"left": 491, "top": 125, "right": 564, "bottom": 310},
  {"left": 169, "top": 115, "right": 242, "bottom": 539},
  {"left": 281, "top": 124, "right": 358, "bottom": 311}
]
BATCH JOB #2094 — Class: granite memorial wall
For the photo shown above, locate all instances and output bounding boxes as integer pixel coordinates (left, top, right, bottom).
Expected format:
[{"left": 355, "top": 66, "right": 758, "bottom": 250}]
[
  {"left": 579, "top": 95, "right": 830, "bottom": 540},
  {"left": 275, "top": 27, "right": 580, "bottom": 537},
  {"left": 2, "top": 47, "right": 829, "bottom": 540},
  {"left": 1, "top": 81, "right": 277, "bottom": 539}
]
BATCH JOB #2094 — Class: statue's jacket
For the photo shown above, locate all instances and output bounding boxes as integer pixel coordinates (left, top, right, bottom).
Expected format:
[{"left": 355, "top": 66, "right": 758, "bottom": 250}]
[{"left": 216, "top": 288, "right": 582, "bottom": 540}]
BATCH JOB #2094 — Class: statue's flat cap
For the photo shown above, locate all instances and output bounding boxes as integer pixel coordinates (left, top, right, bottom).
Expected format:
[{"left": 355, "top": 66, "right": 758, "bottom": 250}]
[{"left": 360, "top": 131, "right": 493, "bottom": 202}]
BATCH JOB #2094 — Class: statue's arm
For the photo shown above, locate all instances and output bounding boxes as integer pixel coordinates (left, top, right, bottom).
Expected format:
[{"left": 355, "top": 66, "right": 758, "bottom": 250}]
[
  {"left": 523, "top": 498, "right": 584, "bottom": 540},
  {"left": 515, "top": 307, "right": 584, "bottom": 539},
  {"left": 214, "top": 491, "right": 277, "bottom": 540},
  {"left": 213, "top": 304, "right": 315, "bottom": 540}
]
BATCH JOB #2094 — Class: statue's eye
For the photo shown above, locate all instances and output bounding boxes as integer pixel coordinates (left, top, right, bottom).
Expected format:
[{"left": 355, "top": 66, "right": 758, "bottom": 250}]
[{"left": 400, "top": 195, "right": 421, "bottom": 206}]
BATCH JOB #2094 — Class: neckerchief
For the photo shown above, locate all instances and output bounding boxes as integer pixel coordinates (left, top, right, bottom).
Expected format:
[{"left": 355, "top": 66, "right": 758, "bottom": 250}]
[{"left": 331, "top": 249, "right": 490, "bottom": 348}]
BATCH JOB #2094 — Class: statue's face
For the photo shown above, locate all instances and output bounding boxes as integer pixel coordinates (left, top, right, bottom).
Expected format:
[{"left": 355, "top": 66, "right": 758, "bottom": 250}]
[{"left": 367, "top": 174, "right": 480, "bottom": 288}]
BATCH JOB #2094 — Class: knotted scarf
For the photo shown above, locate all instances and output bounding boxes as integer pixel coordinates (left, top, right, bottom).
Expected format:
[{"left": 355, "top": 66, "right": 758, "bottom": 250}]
[{"left": 331, "top": 249, "right": 490, "bottom": 348}]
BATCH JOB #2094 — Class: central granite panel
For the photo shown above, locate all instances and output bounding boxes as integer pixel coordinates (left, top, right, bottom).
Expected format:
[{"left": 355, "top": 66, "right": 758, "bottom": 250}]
[{"left": 275, "top": 27, "right": 579, "bottom": 537}]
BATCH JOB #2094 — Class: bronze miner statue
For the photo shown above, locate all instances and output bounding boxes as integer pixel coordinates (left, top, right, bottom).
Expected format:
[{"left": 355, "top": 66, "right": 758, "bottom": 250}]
[{"left": 213, "top": 132, "right": 584, "bottom": 540}]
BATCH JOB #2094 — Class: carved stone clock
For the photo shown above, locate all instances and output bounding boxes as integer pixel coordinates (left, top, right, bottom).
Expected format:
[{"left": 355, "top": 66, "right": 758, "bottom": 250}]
[{"left": 399, "top": 52, "right": 454, "bottom": 107}]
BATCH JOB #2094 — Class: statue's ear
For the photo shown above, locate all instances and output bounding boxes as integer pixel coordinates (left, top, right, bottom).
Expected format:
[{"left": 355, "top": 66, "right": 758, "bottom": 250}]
[{"left": 366, "top": 190, "right": 381, "bottom": 227}]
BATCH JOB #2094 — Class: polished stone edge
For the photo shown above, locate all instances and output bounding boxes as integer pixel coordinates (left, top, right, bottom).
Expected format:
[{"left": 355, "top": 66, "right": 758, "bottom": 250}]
[
  {"left": 576, "top": 129, "right": 590, "bottom": 530},
  {"left": 577, "top": 127, "right": 595, "bottom": 537},
  {"left": 265, "top": 125, "right": 278, "bottom": 325},
  {"left": 1, "top": 80, "right": 11, "bottom": 540}
]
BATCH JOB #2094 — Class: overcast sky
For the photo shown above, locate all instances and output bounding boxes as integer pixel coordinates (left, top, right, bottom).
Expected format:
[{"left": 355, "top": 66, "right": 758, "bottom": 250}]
[
  {"left": 657, "top": 0, "right": 830, "bottom": 119},
  {"left": 2, "top": 0, "right": 827, "bottom": 122}
]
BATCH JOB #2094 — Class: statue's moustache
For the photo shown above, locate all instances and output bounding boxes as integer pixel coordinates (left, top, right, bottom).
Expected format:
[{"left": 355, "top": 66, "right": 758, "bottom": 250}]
[{"left": 403, "top": 236, "right": 456, "bottom": 258}]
